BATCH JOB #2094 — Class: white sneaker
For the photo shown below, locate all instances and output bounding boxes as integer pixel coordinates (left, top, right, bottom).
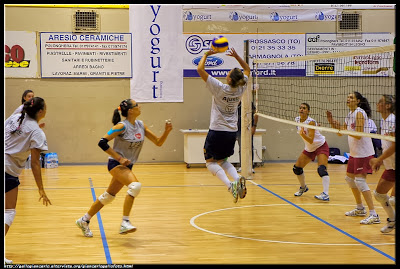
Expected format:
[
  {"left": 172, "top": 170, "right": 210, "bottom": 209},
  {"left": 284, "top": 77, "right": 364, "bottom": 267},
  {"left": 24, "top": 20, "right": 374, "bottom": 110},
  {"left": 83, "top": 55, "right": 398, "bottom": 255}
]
[
  {"left": 314, "top": 192, "right": 330, "bottom": 201},
  {"left": 294, "top": 185, "right": 308, "bottom": 196},
  {"left": 76, "top": 217, "right": 93, "bottom": 237},
  {"left": 360, "top": 214, "right": 380, "bottom": 225},
  {"left": 120, "top": 220, "right": 137, "bottom": 234},
  {"left": 229, "top": 181, "right": 239, "bottom": 203},
  {"left": 345, "top": 207, "right": 367, "bottom": 216},
  {"left": 4, "top": 257, "right": 13, "bottom": 264},
  {"left": 381, "top": 218, "right": 395, "bottom": 233}
]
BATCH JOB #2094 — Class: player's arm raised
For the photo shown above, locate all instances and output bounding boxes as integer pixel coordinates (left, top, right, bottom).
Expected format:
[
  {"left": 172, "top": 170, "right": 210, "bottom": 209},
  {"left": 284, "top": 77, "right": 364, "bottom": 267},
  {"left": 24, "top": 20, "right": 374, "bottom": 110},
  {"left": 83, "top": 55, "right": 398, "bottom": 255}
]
[{"left": 197, "top": 49, "right": 217, "bottom": 82}]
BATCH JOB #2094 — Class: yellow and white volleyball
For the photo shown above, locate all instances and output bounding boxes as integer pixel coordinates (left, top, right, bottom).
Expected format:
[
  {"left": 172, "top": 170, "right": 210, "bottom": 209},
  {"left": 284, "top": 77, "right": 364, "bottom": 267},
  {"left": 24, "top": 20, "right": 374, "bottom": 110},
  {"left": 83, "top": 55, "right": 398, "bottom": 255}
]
[{"left": 211, "top": 35, "right": 229, "bottom": 53}]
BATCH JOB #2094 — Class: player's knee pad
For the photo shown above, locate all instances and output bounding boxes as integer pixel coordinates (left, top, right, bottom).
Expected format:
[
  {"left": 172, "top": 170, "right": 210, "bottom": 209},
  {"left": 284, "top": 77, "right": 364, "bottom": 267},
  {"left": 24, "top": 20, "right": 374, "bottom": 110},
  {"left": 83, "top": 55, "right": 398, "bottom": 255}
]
[
  {"left": 127, "top": 182, "right": 142, "bottom": 198},
  {"left": 389, "top": 196, "right": 395, "bottom": 207},
  {"left": 293, "top": 165, "right": 303, "bottom": 175},
  {"left": 354, "top": 177, "right": 370, "bottom": 192},
  {"left": 4, "top": 209, "right": 16, "bottom": 227},
  {"left": 345, "top": 176, "right": 357, "bottom": 188},
  {"left": 206, "top": 162, "right": 223, "bottom": 176},
  {"left": 98, "top": 191, "right": 115, "bottom": 205},
  {"left": 317, "top": 165, "right": 329, "bottom": 177},
  {"left": 373, "top": 190, "right": 389, "bottom": 205}
]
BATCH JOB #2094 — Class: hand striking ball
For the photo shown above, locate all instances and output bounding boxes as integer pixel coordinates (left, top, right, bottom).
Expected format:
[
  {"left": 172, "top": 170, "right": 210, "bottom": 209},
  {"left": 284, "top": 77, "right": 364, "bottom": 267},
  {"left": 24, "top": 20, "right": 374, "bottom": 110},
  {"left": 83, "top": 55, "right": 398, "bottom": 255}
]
[{"left": 211, "top": 35, "right": 229, "bottom": 53}]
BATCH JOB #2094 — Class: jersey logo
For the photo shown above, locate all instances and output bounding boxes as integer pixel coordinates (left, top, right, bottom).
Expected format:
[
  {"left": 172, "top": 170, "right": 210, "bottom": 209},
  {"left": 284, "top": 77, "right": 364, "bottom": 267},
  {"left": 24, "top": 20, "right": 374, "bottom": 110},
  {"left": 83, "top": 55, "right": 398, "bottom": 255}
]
[{"left": 135, "top": 133, "right": 142, "bottom": 139}]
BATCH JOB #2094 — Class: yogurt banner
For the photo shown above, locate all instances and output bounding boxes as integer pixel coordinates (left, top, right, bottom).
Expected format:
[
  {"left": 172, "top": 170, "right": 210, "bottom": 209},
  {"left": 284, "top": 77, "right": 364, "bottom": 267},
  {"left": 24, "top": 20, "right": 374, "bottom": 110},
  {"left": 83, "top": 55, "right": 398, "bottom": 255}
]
[
  {"left": 130, "top": 5, "right": 183, "bottom": 102},
  {"left": 183, "top": 7, "right": 339, "bottom": 22}
]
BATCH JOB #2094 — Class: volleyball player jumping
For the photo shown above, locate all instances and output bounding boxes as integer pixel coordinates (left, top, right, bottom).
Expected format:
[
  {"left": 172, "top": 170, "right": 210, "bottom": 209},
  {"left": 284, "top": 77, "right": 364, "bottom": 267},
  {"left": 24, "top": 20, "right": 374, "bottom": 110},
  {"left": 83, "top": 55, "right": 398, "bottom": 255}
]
[{"left": 197, "top": 47, "right": 250, "bottom": 203}]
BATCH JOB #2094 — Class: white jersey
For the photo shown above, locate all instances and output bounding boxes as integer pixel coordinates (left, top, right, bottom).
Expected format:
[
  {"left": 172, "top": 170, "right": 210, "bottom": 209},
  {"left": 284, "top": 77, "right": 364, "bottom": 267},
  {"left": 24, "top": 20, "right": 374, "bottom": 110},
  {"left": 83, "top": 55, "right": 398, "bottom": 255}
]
[
  {"left": 345, "top": 107, "right": 375, "bottom": 158},
  {"left": 111, "top": 119, "right": 145, "bottom": 165},
  {"left": 380, "top": 113, "right": 395, "bottom": 170},
  {"left": 206, "top": 75, "right": 248, "bottom": 132},
  {"left": 4, "top": 114, "right": 48, "bottom": 177},
  {"left": 295, "top": 116, "right": 326, "bottom": 152}
]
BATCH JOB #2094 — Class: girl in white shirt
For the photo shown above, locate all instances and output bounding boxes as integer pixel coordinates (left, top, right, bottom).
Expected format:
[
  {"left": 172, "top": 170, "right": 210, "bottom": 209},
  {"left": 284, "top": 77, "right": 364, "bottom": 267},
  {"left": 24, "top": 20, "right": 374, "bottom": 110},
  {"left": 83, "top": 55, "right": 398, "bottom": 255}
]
[
  {"left": 327, "top": 92, "right": 379, "bottom": 225},
  {"left": 370, "top": 95, "right": 396, "bottom": 233},
  {"left": 197, "top": 47, "right": 250, "bottom": 203},
  {"left": 4, "top": 97, "right": 51, "bottom": 264},
  {"left": 293, "top": 103, "right": 330, "bottom": 201}
]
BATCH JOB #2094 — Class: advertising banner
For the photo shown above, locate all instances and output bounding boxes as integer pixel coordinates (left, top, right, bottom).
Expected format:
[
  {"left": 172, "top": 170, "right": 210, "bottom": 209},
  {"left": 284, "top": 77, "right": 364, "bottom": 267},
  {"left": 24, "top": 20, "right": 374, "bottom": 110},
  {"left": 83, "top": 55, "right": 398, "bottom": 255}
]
[
  {"left": 183, "top": 8, "right": 339, "bottom": 22},
  {"left": 183, "top": 33, "right": 306, "bottom": 78},
  {"left": 130, "top": 5, "right": 183, "bottom": 102},
  {"left": 5, "top": 31, "right": 38, "bottom": 78},
  {"left": 40, "top": 32, "right": 132, "bottom": 78},
  {"left": 305, "top": 33, "right": 394, "bottom": 76}
]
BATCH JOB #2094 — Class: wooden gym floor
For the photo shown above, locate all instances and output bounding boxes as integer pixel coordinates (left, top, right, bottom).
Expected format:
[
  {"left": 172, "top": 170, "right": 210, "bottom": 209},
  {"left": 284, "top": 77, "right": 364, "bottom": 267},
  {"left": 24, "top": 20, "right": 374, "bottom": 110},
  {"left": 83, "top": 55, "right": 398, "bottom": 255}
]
[{"left": 4, "top": 162, "right": 395, "bottom": 264}]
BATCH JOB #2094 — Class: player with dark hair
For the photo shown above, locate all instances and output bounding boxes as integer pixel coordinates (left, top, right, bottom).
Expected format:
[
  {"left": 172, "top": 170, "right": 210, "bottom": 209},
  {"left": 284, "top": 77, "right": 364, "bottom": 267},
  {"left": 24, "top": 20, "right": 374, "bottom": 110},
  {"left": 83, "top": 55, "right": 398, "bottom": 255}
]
[
  {"left": 75, "top": 99, "right": 172, "bottom": 237},
  {"left": 197, "top": 47, "right": 250, "bottom": 203},
  {"left": 293, "top": 103, "right": 331, "bottom": 201},
  {"left": 370, "top": 94, "right": 396, "bottom": 233},
  {"left": 5, "top": 97, "right": 52, "bottom": 264},
  {"left": 327, "top": 91, "right": 380, "bottom": 225}
]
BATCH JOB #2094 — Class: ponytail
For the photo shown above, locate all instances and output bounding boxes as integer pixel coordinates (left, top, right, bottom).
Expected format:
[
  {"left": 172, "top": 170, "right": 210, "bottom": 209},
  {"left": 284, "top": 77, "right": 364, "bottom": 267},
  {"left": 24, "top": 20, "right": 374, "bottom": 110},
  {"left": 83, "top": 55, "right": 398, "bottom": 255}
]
[
  {"left": 11, "top": 97, "right": 45, "bottom": 134},
  {"left": 354, "top": 91, "right": 371, "bottom": 117},
  {"left": 112, "top": 99, "right": 133, "bottom": 125}
]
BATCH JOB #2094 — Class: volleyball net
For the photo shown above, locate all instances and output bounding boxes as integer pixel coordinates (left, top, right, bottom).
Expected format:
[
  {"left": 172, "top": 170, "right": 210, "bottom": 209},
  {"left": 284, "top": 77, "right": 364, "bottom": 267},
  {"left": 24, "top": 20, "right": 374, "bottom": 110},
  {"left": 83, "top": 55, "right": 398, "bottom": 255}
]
[{"left": 251, "top": 44, "right": 395, "bottom": 142}]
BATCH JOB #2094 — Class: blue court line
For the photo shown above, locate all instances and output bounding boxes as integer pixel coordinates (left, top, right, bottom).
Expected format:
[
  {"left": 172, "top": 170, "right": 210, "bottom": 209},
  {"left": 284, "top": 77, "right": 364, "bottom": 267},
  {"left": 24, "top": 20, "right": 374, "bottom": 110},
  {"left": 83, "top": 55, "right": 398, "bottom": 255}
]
[
  {"left": 88, "top": 177, "right": 113, "bottom": 264},
  {"left": 254, "top": 183, "right": 395, "bottom": 262}
]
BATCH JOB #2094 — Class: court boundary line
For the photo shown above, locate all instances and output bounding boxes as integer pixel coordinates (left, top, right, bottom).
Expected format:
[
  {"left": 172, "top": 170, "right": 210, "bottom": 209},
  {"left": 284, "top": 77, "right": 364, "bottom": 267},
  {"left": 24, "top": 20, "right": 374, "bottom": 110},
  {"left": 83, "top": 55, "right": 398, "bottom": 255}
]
[
  {"left": 88, "top": 177, "right": 112, "bottom": 264},
  {"left": 248, "top": 179, "right": 395, "bottom": 262}
]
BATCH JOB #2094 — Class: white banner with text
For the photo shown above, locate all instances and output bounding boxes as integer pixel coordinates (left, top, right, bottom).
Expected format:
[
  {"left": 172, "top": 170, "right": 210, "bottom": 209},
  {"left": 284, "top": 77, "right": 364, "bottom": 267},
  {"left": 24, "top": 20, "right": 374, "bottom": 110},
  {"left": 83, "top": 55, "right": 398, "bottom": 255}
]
[{"left": 130, "top": 5, "right": 183, "bottom": 102}]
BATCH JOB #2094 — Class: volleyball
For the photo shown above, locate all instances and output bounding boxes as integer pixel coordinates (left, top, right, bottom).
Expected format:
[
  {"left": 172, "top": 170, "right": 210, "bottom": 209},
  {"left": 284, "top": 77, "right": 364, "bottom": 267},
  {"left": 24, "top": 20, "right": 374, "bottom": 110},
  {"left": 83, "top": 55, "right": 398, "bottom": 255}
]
[{"left": 211, "top": 35, "right": 229, "bottom": 53}]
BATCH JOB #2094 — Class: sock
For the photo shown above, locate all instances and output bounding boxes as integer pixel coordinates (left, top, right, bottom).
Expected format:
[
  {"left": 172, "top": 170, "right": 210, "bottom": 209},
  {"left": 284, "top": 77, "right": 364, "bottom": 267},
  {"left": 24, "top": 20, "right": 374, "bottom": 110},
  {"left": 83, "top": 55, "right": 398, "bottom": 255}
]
[
  {"left": 220, "top": 161, "right": 240, "bottom": 181},
  {"left": 216, "top": 170, "right": 232, "bottom": 188},
  {"left": 369, "top": 209, "right": 377, "bottom": 216},
  {"left": 123, "top": 216, "right": 130, "bottom": 222},
  {"left": 297, "top": 173, "right": 306, "bottom": 188},
  {"left": 83, "top": 213, "right": 92, "bottom": 222},
  {"left": 322, "top": 175, "right": 330, "bottom": 195},
  {"left": 357, "top": 204, "right": 364, "bottom": 210}
]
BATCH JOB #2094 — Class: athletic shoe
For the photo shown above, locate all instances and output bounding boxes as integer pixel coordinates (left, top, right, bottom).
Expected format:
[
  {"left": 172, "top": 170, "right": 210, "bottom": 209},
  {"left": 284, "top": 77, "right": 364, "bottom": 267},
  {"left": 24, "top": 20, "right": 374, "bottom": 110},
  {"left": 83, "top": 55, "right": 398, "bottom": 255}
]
[
  {"left": 360, "top": 214, "right": 380, "bottom": 225},
  {"left": 230, "top": 181, "right": 239, "bottom": 203},
  {"left": 238, "top": 176, "right": 247, "bottom": 199},
  {"left": 76, "top": 217, "right": 93, "bottom": 237},
  {"left": 120, "top": 220, "right": 137, "bottom": 234},
  {"left": 314, "top": 192, "right": 330, "bottom": 201},
  {"left": 4, "top": 257, "right": 13, "bottom": 264},
  {"left": 294, "top": 185, "right": 308, "bottom": 196},
  {"left": 237, "top": 167, "right": 241, "bottom": 173},
  {"left": 380, "top": 218, "right": 395, "bottom": 233},
  {"left": 345, "top": 207, "right": 367, "bottom": 217}
]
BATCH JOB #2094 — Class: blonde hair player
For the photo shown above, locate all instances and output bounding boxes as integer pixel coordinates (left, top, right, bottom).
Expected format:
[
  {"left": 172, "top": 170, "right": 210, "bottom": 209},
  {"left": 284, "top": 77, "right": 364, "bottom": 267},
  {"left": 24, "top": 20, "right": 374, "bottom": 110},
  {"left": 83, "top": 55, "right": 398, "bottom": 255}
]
[
  {"left": 197, "top": 47, "right": 250, "bottom": 203},
  {"left": 75, "top": 99, "right": 172, "bottom": 237},
  {"left": 327, "top": 92, "right": 380, "bottom": 225},
  {"left": 293, "top": 103, "right": 331, "bottom": 201},
  {"left": 370, "top": 94, "right": 396, "bottom": 233}
]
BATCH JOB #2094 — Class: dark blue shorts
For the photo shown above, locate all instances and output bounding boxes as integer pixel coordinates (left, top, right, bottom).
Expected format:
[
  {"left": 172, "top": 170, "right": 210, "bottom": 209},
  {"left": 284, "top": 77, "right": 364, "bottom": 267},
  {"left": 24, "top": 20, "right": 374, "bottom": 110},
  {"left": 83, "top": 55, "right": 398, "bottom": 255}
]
[
  {"left": 107, "top": 158, "right": 133, "bottom": 171},
  {"left": 204, "top": 129, "right": 237, "bottom": 161},
  {"left": 5, "top": 173, "right": 20, "bottom": 193}
]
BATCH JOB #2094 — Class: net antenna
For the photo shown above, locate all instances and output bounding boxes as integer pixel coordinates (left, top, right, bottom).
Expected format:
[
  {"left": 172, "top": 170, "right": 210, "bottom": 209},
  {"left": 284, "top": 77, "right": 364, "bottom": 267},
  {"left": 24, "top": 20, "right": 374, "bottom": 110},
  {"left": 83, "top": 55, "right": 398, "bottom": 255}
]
[
  {"left": 241, "top": 40, "right": 253, "bottom": 178},
  {"left": 252, "top": 45, "right": 395, "bottom": 143}
]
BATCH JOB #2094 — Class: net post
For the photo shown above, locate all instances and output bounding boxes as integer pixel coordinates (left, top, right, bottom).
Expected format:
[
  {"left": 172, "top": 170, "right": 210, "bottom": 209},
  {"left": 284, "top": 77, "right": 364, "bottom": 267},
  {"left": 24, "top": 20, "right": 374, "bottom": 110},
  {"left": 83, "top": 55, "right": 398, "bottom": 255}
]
[{"left": 241, "top": 40, "right": 252, "bottom": 179}]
